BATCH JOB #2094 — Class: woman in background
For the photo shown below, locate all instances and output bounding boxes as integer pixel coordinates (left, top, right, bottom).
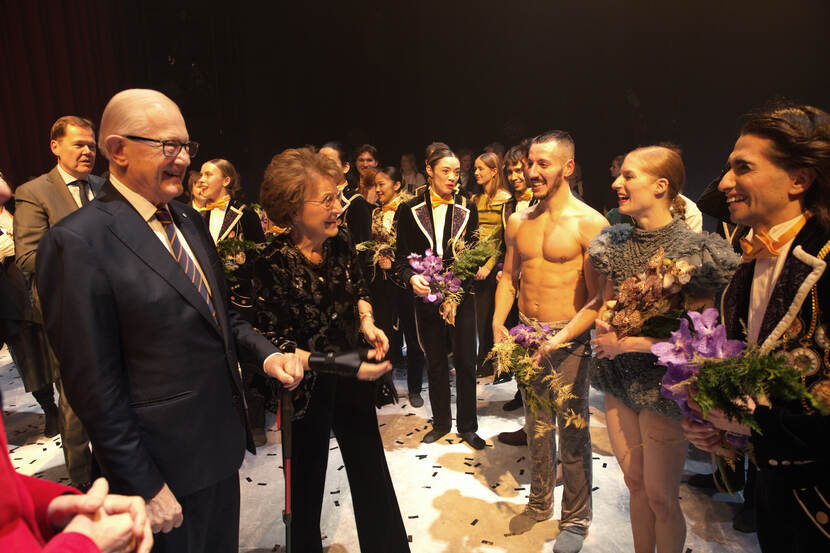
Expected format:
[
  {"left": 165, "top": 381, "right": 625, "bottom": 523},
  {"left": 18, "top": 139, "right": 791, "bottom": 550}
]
[
  {"left": 365, "top": 167, "right": 426, "bottom": 406},
  {"left": 472, "top": 152, "right": 512, "bottom": 377}
]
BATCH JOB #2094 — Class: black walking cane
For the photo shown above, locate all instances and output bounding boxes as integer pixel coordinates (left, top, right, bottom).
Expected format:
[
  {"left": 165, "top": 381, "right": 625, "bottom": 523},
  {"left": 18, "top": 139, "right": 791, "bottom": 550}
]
[
  {"left": 280, "top": 387, "right": 294, "bottom": 553},
  {"left": 276, "top": 340, "right": 297, "bottom": 553}
]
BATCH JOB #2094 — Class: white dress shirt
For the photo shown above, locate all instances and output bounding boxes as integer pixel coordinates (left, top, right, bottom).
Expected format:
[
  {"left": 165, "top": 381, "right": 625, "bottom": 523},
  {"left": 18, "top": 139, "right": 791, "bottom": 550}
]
[
  {"left": 56, "top": 164, "right": 94, "bottom": 207},
  {"left": 208, "top": 198, "right": 230, "bottom": 243},
  {"left": 432, "top": 203, "right": 450, "bottom": 257},
  {"left": 746, "top": 214, "right": 805, "bottom": 344}
]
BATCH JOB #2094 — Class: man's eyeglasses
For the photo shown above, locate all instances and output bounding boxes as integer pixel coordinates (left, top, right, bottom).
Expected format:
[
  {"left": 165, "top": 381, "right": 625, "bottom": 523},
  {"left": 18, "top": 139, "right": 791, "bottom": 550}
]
[
  {"left": 304, "top": 194, "right": 338, "bottom": 210},
  {"left": 124, "top": 135, "right": 199, "bottom": 158}
]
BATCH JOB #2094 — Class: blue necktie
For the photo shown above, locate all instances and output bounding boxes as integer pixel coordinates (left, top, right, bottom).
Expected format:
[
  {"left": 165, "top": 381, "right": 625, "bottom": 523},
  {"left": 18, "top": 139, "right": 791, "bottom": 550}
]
[{"left": 155, "top": 208, "right": 217, "bottom": 323}]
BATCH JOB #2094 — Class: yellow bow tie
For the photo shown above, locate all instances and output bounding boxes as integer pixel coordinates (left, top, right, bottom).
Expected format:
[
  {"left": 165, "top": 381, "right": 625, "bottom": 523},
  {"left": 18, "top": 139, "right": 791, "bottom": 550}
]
[
  {"left": 429, "top": 189, "right": 453, "bottom": 208},
  {"left": 381, "top": 197, "right": 401, "bottom": 213},
  {"left": 518, "top": 189, "right": 533, "bottom": 203},
  {"left": 740, "top": 214, "right": 808, "bottom": 261},
  {"left": 205, "top": 196, "right": 230, "bottom": 211}
]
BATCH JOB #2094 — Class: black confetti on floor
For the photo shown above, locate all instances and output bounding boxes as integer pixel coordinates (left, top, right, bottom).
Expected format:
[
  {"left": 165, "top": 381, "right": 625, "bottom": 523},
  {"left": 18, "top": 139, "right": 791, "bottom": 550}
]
[
  {"left": 246, "top": 477, "right": 252, "bottom": 482},
  {"left": 519, "top": 469, "right": 525, "bottom": 475},
  {"left": 470, "top": 518, "right": 478, "bottom": 525},
  {"left": 514, "top": 487, "right": 525, "bottom": 491},
  {"left": 330, "top": 446, "right": 339, "bottom": 450},
  {"left": 592, "top": 486, "right": 599, "bottom": 491},
  {"left": 334, "top": 500, "right": 340, "bottom": 507},
  {"left": 330, "top": 490, "right": 340, "bottom": 494},
  {"left": 408, "top": 515, "right": 419, "bottom": 519},
  {"left": 338, "top": 465, "right": 344, "bottom": 470},
  {"left": 465, "top": 471, "right": 474, "bottom": 475},
  {"left": 257, "top": 483, "right": 267, "bottom": 486},
  {"left": 602, "top": 462, "right": 607, "bottom": 468},
  {"left": 481, "top": 540, "right": 494, "bottom": 545},
  {"left": 432, "top": 472, "right": 438, "bottom": 477}
]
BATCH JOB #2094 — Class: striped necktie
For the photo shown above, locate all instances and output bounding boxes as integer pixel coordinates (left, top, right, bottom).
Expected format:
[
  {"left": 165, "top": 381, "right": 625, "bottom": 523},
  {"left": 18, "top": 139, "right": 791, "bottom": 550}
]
[{"left": 155, "top": 208, "right": 218, "bottom": 323}]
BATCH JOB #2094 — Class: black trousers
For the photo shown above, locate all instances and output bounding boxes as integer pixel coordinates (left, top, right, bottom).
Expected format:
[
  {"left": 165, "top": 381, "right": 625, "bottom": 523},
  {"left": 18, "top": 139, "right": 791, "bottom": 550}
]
[
  {"left": 291, "top": 373, "right": 410, "bottom": 553},
  {"left": 152, "top": 471, "right": 240, "bottom": 553},
  {"left": 413, "top": 292, "right": 477, "bottom": 432},
  {"left": 473, "top": 269, "right": 499, "bottom": 371},
  {"left": 755, "top": 468, "right": 830, "bottom": 552},
  {"left": 372, "top": 275, "right": 424, "bottom": 394}
]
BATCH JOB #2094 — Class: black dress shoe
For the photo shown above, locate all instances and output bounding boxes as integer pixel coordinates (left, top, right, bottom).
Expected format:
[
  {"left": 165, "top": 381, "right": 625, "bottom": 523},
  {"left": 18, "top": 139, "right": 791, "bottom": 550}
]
[
  {"left": 422, "top": 427, "right": 449, "bottom": 444},
  {"left": 497, "top": 428, "right": 527, "bottom": 446},
  {"left": 493, "top": 371, "right": 512, "bottom": 384},
  {"left": 503, "top": 395, "right": 523, "bottom": 412},
  {"left": 458, "top": 431, "right": 486, "bottom": 450}
]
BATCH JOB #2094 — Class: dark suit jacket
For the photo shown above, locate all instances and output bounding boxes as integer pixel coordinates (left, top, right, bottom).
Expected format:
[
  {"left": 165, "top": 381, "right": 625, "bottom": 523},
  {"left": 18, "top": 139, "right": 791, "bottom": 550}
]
[
  {"left": 394, "top": 190, "right": 479, "bottom": 293},
  {"left": 36, "top": 181, "right": 278, "bottom": 499},
  {"left": 721, "top": 217, "right": 830, "bottom": 511},
  {"left": 13, "top": 166, "right": 104, "bottom": 279}
]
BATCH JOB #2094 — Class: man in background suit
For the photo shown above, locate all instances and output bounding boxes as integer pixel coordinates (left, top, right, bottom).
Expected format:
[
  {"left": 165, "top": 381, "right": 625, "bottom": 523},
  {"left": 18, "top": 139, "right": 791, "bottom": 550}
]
[
  {"left": 13, "top": 116, "right": 104, "bottom": 490},
  {"left": 36, "top": 89, "right": 302, "bottom": 553}
]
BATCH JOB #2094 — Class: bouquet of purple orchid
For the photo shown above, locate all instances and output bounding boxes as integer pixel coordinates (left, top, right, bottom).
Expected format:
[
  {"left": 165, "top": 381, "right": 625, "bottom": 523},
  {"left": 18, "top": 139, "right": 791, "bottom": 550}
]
[
  {"left": 407, "top": 249, "right": 462, "bottom": 305},
  {"left": 652, "top": 308, "right": 827, "bottom": 458},
  {"left": 487, "top": 322, "right": 586, "bottom": 431},
  {"left": 407, "top": 230, "right": 498, "bottom": 325}
]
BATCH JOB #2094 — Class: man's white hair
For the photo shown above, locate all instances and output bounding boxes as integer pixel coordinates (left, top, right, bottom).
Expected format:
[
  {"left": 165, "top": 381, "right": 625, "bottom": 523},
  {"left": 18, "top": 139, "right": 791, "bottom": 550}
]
[{"left": 98, "top": 89, "right": 181, "bottom": 159}]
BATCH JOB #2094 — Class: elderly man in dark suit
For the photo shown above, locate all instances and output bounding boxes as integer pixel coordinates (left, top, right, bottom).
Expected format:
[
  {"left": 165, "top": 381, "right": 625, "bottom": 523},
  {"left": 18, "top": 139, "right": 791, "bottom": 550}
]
[
  {"left": 13, "top": 116, "right": 104, "bottom": 489},
  {"left": 36, "top": 88, "right": 303, "bottom": 553}
]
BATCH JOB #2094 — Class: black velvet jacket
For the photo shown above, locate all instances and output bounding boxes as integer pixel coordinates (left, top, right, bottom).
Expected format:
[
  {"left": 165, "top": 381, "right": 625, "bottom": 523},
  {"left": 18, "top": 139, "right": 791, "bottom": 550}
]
[
  {"left": 721, "top": 216, "right": 830, "bottom": 536},
  {"left": 251, "top": 228, "right": 371, "bottom": 418},
  {"left": 393, "top": 190, "right": 479, "bottom": 294}
]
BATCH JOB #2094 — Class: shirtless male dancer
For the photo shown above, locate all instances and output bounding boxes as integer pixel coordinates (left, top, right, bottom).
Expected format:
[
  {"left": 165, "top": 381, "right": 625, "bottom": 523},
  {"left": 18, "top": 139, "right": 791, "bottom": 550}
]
[{"left": 492, "top": 131, "right": 607, "bottom": 553}]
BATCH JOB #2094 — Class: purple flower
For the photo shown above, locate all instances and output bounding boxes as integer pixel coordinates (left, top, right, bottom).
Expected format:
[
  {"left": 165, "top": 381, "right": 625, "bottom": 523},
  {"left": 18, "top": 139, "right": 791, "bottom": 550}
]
[
  {"left": 426, "top": 291, "right": 443, "bottom": 303},
  {"left": 704, "top": 325, "right": 746, "bottom": 359},
  {"left": 651, "top": 318, "right": 695, "bottom": 367},
  {"left": 688, "top": 308, "right": 720, "bottom": 354},
  {"left": 408, "top": 253, "right": 423, "bottom": 272}
]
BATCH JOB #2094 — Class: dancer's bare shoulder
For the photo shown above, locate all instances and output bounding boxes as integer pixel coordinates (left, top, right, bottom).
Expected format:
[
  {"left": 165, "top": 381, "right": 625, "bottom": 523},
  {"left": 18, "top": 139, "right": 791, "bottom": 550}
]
[{"left": 567, "top": 198, "right": 609, "bottom": 247}]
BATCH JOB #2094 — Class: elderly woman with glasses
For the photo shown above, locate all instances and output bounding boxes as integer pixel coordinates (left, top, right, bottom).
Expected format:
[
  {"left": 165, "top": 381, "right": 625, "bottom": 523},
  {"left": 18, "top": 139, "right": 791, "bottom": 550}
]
[{"left": 252, "top": 147, "right": 411, "bottom": 553}]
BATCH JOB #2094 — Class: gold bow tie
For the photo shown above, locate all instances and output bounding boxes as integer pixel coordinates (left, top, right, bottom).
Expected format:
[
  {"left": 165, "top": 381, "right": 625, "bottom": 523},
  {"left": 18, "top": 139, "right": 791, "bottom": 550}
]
[
  {"left": 740, "top": 214, "right": 808, "bottom": 261},
  {"left": 429, "top": 190, "right": 453, "bottom": 208},
  {"left": 204, "top": 196, "right": 230, "bottom": 211},
  {"left": 381, "top": 198, "right": 400, "bottom": 213},
  {"left": 518, "top": 189, "right": 533, "bottom": 203}
]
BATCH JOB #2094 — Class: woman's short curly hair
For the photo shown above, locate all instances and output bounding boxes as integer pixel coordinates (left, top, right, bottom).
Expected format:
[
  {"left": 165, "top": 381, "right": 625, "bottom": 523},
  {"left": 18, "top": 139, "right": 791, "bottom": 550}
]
[{"left": 260, "top": 147, "right": 342, "bottom": 227}]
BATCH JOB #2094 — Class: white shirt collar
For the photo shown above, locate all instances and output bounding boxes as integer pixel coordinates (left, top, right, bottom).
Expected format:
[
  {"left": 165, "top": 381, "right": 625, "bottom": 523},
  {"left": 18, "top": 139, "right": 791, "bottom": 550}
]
[
  {"left": 56, "top": 164, "right": 85, "bottom": 185},
  {"left": 109, "top": 174, "right": 162, "bottom": 223}
]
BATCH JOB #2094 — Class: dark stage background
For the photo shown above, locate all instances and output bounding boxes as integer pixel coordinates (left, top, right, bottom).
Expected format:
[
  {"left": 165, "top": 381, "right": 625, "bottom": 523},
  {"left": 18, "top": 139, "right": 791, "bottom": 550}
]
[{"left": 2, "top": 0, "right": 828, "bottom": 220}]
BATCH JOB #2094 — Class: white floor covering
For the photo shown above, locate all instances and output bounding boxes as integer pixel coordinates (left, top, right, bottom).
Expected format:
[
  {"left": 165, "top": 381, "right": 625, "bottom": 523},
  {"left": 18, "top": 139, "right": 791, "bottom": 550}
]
[{"left": 1, "top": 345, "right": 761, "bottom": 552}]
